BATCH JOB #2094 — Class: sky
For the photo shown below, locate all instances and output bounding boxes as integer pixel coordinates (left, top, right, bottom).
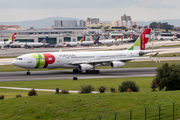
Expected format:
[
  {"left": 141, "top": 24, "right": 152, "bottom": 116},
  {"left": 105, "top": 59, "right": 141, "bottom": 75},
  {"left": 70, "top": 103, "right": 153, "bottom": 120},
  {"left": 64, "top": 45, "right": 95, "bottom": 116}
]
[{"left": 0, "top": 0, "right": 179, "bottom": 22}]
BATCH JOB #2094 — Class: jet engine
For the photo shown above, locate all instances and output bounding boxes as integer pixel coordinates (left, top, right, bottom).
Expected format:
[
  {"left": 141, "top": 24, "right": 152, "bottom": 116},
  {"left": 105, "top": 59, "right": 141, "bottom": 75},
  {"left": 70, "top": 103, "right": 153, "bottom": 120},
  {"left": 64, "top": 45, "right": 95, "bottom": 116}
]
[
  {"left": 78, "top": 64, "right": 93, "bottom": 71},
  {"left": 110, "top": 61, "right": 125, "bottom": 68}
]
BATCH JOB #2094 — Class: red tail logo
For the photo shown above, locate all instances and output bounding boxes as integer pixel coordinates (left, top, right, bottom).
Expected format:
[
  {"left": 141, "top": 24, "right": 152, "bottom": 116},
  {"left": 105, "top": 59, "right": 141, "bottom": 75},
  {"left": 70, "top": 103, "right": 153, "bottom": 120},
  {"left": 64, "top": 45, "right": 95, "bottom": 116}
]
[
  {"left": 121, "top": 35, "right": 124, "bottom": 40},
  {"left": 140, "top": 28, "right": 151, "bottom": 50},
  {"left": 174, "top": 33, "right": 177, "bottom": 37},
  {"left": 12, "top": 33, "right": 17, "bottom": 42},
  {"left": 115, "top": 36, "right": 118, "bottom": 40},
  {"left": 130, "top": 34, "right": 133, "bottom": 39}
]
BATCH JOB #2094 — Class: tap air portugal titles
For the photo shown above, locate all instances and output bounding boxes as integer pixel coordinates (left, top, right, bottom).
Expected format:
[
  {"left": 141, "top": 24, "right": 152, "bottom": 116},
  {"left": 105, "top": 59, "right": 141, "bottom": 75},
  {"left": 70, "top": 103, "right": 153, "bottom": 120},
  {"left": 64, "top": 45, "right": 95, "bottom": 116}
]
[
  {"left": 13, "top": 28, "right": 152, "bottom": 75},
  {"left": 155, "top": 33, "right": 177, "bottom": 40},
  {"left": 0, "top": 33, "right": 17, "bottom": 49},
  {"left": 10, "top": 36, "right": 49, "bottom": 48}
]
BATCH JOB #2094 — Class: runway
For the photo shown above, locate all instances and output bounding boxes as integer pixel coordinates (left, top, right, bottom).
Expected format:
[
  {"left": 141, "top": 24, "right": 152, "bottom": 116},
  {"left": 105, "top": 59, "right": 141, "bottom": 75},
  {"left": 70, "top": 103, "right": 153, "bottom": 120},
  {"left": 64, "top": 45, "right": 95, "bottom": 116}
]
[{"left": 0, "top": 68, "right": 157, "bottom": 82}]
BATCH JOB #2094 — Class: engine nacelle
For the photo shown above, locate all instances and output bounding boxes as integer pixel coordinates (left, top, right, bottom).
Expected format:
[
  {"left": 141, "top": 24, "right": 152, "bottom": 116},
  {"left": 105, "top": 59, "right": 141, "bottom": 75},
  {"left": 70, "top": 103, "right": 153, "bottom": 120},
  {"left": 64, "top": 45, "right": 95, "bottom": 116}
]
[
  {"left": 78, "top": 64, "right": 93, "bottom": 71},
  {"left": 110, "top": 61, "right": 125, "bottom": 68}
]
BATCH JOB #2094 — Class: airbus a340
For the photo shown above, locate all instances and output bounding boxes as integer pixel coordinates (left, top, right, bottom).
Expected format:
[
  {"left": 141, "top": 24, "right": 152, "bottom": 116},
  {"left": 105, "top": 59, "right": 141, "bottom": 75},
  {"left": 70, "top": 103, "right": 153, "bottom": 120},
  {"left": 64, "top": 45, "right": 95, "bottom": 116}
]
[{"left": 12, "top": 28, "right": 152, "bottom": 75}]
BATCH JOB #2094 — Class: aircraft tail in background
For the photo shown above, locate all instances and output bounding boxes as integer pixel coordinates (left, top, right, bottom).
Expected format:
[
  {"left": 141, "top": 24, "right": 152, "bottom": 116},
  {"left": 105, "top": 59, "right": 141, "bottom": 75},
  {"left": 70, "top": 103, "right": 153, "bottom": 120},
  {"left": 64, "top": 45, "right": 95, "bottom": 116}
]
[
  {"left": 41, "top": 36, "right": 48, "bottom": 43},
  {"left": 129, "top": 34, "right": 133, "bottom": 39},
  {"left": 7, "top": 33, "right": 17, "bottom": 43},
  {"left": 173, "top": 33, "right": 177, "bottom": 38},
  {"left": 79, "top": 37, "right": 84, "bottom": 42}
]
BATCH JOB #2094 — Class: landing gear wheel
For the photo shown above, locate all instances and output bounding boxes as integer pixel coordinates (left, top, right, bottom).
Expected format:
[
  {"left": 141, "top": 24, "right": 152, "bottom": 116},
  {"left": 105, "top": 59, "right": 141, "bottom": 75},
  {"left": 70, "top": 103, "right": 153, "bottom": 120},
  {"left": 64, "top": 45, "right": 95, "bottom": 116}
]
[
  {"left": 26, "top": 71, "right": 31, "bottom": 75},
  {"left": 95, "top": 70, "right": 100, "bottom": 74},
  {"left": 86, "top": 70, "right": 90, "bottom": 74},
  {"left": 73, "top": 69, "right": 82, "bottom": 73}
]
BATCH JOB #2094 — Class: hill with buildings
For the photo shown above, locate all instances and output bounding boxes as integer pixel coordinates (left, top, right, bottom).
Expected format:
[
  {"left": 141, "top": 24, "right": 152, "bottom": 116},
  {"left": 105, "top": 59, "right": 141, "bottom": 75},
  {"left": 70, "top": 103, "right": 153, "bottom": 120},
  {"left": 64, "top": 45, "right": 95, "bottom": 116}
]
[
  {"left": 0, "top": 17, "right": 79, "bottom": 29},
  {"left": 0, "top": 17, "right": 180, "bottom": 29},
  {"left": 137, "top": 19, "right": 180, "bottom": 27}
]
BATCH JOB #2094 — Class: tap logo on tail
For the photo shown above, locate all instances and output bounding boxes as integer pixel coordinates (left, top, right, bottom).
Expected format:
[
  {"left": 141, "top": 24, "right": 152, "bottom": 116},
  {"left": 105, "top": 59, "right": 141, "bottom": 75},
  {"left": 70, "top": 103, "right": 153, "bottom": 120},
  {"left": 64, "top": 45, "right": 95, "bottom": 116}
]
[{"left": 128, "top": 28, "right": 151, "bottom": 50}]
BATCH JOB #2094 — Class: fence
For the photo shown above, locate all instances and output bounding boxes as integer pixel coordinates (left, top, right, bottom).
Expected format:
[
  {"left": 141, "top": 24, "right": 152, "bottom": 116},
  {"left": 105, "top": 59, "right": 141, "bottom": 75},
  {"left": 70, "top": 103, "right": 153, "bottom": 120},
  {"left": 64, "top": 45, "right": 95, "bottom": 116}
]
[{"left": 81, "top": 101, "right": 179, "bottom": 120}]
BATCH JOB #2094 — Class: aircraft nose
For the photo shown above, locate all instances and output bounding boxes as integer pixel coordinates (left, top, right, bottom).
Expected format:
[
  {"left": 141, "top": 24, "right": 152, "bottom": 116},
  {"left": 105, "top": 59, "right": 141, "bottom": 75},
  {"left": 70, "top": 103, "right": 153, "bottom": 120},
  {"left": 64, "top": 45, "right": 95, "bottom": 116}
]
[{"left": 12, "top": 60, "right": 17, "bottom": 66}]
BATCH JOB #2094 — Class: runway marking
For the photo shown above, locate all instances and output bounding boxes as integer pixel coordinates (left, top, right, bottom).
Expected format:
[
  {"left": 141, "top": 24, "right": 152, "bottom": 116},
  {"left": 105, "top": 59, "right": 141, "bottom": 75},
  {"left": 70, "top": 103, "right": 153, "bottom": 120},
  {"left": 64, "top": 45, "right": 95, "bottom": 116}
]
[{"left": 0, "top": 87, "right": 100, "bottom": 93}]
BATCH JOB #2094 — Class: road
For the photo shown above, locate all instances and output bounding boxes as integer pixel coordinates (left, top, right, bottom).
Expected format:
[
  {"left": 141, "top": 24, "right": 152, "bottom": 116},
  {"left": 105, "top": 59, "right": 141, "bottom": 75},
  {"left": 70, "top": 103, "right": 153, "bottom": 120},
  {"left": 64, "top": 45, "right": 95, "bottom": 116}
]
[{"left": 0, "top": 68, "right": 157, "bottom": 82}]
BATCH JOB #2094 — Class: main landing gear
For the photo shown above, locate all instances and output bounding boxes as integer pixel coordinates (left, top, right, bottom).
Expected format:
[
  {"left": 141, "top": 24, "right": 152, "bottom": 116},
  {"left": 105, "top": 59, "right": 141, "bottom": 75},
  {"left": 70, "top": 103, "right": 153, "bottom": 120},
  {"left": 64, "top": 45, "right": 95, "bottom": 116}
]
[
  {"left": 26, "top": 68, "right": 31, "bottom": 75},
  {"left": 72, "top": 69, "right": 100, "bottom": 74},
  {"left": 86, "top": 70, "right": 100, "bottom": 74}
]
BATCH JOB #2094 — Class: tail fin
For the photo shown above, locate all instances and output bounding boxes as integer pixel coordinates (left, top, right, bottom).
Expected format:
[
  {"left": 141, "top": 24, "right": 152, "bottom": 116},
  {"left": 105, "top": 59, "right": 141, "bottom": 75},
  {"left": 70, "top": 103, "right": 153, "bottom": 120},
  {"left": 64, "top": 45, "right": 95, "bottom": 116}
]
[
  {"left": 128, "top": 28, "right": 151, "bottom": 50},
  {"left": 114, "top": 36, "right": 118, "bottom": 41},
  {"left": 80, "top": 37, "right": 84, "bottom": 42},
  {"left": 120, "top": 35, "right": 124, "bottom": 40},
  {"left": 7, "top": 33, "right": 17, "bottom": 42},
  {"left": 129, "top": 34, "right": 133, "bottom": 39},
  {"left": 173, "top": 33, "right": 177, "bottom": 37},
  {"left": 94, "top": 37, "right": 99, "bottom": 42},
  {"left": 41, "top": 36, "right": 48, "bottom": 43}
]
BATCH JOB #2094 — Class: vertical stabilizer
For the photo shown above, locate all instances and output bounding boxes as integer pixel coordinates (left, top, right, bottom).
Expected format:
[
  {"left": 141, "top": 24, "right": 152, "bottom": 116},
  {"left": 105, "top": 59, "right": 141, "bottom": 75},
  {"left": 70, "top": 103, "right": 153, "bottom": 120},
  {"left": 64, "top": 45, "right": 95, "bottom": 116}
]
[{"left": 128, "top": 28, "right": 151, "bottom": 50}]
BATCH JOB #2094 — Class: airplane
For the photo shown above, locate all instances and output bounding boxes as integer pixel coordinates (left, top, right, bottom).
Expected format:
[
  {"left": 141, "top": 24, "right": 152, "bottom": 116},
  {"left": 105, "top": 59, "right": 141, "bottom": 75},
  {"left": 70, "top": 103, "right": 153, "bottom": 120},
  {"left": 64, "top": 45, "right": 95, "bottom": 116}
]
[
  {"left": 63, "top": 37, "right": 84, "bottom": 47},
  {"left": 81, "top": 37, "right": 100, "bottom": 46},
  {"left": 121, "top": 34, "right": 133, "bottom": 42},
  {"left": 99, "top": 36, "right": 119, "bottom": 46},
  {"left": 155, "top": 33, "right": 177, "bottom": 40},
  {"left": 10, "top": 36, "right": 49, "bottom": 48},
  {"left": 12, "top": 28, "right": 152, "bottom": 75},
  {"left": 0, "top": 33, "right": 17, "bottom": 49}
]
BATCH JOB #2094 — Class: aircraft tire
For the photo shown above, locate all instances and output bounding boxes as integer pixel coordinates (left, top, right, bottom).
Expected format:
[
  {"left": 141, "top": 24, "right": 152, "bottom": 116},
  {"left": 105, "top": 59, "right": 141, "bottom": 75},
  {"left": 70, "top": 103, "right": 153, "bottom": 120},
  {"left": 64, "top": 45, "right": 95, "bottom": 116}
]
[
  {"left": 95, "top": 70, "right": 100, "bottom": 74},
  {"left": 26, "top": 71, "right": 31, "bottom": 75},
  {"left": 86, "top": 70, "right": 90, "bottom": 74}
]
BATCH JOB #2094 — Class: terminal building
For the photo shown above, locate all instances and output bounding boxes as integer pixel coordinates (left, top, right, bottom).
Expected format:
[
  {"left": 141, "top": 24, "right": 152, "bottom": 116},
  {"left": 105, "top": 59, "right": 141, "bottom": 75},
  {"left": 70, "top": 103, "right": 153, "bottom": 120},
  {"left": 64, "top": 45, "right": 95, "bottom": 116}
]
[{"left": 0, "top": 28, "right": 104, "bottom": 46}]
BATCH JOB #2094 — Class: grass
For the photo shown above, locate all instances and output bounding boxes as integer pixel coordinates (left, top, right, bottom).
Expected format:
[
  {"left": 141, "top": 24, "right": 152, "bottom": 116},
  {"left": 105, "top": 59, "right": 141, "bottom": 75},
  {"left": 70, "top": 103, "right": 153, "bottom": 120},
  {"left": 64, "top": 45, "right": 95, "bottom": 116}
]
[
  {"left": 0, "top": 56, "right": 17, "bottom": 58},
  {"left": 0, "top": 77, "right": 153, "bottom": 93},
  {"left": 0, "top": 77, "right": 180, "bottom": 119},
  {"left": 1, "top": 60, "right": 180, "bottom": 72}
]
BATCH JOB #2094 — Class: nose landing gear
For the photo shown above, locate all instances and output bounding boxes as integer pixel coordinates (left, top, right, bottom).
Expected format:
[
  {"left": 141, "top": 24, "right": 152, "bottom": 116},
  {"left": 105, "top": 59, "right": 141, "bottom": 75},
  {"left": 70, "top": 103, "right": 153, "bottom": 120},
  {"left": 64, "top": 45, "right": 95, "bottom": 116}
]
[{"left": 26, "top": 68, "right": 31, "bottom": 75}]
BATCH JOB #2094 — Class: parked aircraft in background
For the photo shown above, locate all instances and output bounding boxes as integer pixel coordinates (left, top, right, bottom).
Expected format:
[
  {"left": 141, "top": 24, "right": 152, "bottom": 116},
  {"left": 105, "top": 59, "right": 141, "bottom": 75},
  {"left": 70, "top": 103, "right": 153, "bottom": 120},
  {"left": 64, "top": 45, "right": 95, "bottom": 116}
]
[
  {"left": 63, "top": 37, "right": 84, "bottom": 47},
  {"left": 155, "top": 33, "right": 177, "bottom": 40},
  {"left": 0, "top": 33, "right": 17, "bottom": 49},
  {"left": 121, "top": 34, "right": 133, "bottom": 42},
  {"left": 10, "top": 36, "right": 49, "bottom": 48},
  {"left": 12, "top": 28, "right": 153, "bottom": 75},
  {"left": 99, "top": 36, "right": 119, "bottom": 46}
]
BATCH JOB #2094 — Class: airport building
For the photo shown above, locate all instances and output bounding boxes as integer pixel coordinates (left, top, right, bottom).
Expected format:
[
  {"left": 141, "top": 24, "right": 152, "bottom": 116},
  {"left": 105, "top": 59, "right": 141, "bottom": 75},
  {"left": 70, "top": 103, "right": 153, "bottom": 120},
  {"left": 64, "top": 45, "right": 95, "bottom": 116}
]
[{"left": 0, "top": 29, "right": 104, "bottom": 46}]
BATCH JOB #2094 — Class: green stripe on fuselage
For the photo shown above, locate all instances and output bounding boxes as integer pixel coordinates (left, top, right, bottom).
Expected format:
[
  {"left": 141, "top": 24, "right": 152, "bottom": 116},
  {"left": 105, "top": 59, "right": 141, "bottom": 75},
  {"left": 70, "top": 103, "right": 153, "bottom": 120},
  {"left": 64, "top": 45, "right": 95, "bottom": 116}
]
[{"left": 32, "top": 54, "right": 45, "bottom": 68}]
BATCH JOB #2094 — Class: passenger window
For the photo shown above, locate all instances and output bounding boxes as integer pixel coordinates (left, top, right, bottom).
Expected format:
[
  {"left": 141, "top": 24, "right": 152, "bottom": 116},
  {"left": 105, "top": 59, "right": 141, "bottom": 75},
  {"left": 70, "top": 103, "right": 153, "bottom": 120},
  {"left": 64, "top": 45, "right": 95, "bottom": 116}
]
[{"left": 48, "top": 58, "right": 52, "bottom": 60}]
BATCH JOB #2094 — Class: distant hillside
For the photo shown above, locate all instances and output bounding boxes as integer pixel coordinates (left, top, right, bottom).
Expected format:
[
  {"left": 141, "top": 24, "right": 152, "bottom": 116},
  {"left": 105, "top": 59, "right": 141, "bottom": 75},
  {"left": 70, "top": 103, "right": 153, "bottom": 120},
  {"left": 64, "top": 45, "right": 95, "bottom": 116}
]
[
  {"left": 0, "top": 17, "right": 180, "bottom": 29},
  {"left": 137, "top": 19, "right": 180, "bottom": 27},
  {"left": 0, "top": 17, "right": 79, "bottom": 29}
]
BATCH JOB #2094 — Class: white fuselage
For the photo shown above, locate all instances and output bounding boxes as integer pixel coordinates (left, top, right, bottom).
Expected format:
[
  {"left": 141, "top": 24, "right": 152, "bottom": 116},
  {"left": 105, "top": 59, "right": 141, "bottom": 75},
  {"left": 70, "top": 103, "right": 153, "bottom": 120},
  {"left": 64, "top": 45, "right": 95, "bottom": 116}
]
[
  {"left": 12, "top": 50, "right": 141, "bottom": 69},
  {"left": 0, "top": 41, "right": 10, "bottom": 47},
  {"left": 157, "top": 35, "right": 177, "bottom": 40},
  {"left": 10, "top": 42, "right": 49, "bottom": 48}
]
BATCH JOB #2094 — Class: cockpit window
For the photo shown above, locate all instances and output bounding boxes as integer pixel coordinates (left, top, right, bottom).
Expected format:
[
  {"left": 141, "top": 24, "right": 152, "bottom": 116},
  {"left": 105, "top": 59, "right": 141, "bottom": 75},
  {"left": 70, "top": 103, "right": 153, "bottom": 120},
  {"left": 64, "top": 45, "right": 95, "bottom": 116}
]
[{"left": 16, "top": 58, "right": 23, "bottom": 60}]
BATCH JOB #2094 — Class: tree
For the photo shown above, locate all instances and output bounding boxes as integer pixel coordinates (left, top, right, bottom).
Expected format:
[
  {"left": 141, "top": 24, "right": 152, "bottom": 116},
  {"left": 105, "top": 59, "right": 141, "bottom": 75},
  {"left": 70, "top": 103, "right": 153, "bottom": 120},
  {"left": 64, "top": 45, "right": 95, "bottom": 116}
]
[
  {"left": 154, "top": 63, "right": 180, "bottom": 91},
  {"left": 119, "top": 26, "right": 126, "bottom": 30},
  {"left": 132, "top": 25, "right": 137, "bottom": 28},
  {"left": 149, "top": 22, "right": 159, "bottom": 30}
]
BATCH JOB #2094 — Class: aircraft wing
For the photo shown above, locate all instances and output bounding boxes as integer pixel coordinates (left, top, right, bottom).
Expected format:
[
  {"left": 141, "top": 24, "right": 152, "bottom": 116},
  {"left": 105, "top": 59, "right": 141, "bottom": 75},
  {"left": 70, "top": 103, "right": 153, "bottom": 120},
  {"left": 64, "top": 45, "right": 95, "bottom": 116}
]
[{"left": 71, "top": 57, "right": 150, "bottom": 65}]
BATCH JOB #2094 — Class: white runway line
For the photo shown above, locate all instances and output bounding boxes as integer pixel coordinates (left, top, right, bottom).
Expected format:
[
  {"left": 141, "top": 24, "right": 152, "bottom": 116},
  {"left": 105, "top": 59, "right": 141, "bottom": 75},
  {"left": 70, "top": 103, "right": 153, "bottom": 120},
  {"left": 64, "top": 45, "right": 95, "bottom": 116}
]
[{"left": 0, "top": 86, "right": 100, "bottom": 93}]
